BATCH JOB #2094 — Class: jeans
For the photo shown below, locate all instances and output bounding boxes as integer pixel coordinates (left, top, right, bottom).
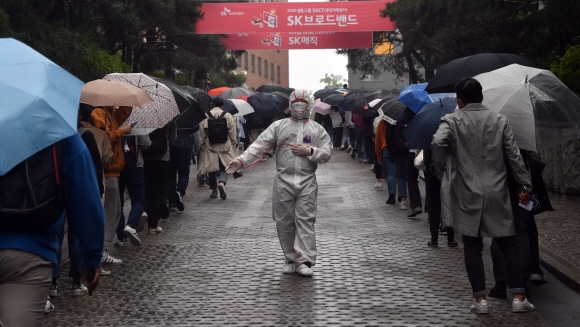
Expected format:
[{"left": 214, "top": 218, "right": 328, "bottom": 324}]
[
  {"left": 116, "top": 167, "right": 145, "bottom": 239},
  {"left": 463, "top": 234, "right": 525, "bottom": 297},
  {"left": 169, "top": 146, "right": 192, "bottom": 196},
  {"left": 144, "top": 160, "right": 169, "bottom": 228},
  {"left": 406, "top": 152, "right": 422, "bottom": 209},
  {"left": 209, "top": 160, "right": 229, "bottom": 189},
  {"left": 393, "top": 156, "right": 408, "bottom": 197},
  {"left": 424, "top": 168, "right": 455, "bottom": 243},
  {"left": 354, "top": 126, "right": 365, "bottom": 159},
  {"left": 54, "top": 219, "right": 82, "bottom": 279},
  {"left": 382, "top": 150, "right": 398, "bottom": 196},
  {"left": 490, "top": 205, "right": 531, "bottom": 281}
]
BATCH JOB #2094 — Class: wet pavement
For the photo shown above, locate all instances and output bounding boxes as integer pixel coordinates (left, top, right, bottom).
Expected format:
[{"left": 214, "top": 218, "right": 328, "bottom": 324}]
[{"left": 43, "top": 149, "right": 557, "bottom": 326}]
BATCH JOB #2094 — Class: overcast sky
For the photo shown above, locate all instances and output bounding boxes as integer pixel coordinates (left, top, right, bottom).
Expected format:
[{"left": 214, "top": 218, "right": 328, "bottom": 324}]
[{"left": 288, "top": 0, "right": 349, "bottom": 92}]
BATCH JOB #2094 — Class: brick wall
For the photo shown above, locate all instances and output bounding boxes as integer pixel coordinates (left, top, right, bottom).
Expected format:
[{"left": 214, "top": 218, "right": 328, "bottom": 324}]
[{"left": 235, "top": 50, "right": 289, "bottom": 90}]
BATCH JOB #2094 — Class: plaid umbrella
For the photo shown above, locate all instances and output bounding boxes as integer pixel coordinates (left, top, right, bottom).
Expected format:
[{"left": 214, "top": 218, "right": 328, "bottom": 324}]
[{"left": 104, "top": 73, "right": 179, "bottom": 128}]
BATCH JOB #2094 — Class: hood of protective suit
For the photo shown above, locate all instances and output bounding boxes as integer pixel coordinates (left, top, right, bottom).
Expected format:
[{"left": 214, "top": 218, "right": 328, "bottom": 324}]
[{"left": 289, "top": 89, "right": 311, "bottom": 120}]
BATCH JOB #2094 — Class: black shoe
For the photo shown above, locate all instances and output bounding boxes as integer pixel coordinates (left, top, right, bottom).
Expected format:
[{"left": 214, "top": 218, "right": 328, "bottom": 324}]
[
  {"left": 175, "top": 191, "right": 184, "bottom": 211},
  {"left": 210, "top": 190, "right": 218, "bottom": 198},
  {"left": 488, "top": 283, "right": 507, "bottom": 299},
  {"left": 386, "top": 194, "right": 396, "bottom": 205},
  {"left": 447, "top": 241, "right": 458, "bottom": 247},
  {"left": 407, "top": 207, "right": 423, "bottom": 217},
  {"left": 427, "top": 241, "right": 438, "bottom": 247}
]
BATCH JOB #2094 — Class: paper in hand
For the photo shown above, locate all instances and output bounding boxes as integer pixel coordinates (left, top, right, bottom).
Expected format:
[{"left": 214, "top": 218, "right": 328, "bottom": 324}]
[{"left": 519, "top": 201, "right": 533, "bottom": 211}]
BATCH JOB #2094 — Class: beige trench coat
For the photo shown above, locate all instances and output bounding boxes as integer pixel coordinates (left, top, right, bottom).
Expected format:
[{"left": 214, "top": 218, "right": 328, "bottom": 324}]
[
  {"left": 198, "top": 107, "right": 238, "bottom": 174},
  {"left": 431, "top": 103, "right": 532, "bottom": 238}
]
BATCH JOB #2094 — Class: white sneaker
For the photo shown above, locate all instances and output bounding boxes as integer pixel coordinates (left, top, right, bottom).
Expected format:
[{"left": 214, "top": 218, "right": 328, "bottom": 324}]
[
  {"left": 283, "top": 262, "right": 296, "bottom": 274},
  {"left": 374, "top": 182, "right": 383, "bottom": 190},
  {"left": 123, "top": 225, "right": 142, "bottom": 246},
  {"left": 400, "top": 200, "right": 409, "bottom": 210},
  {"left": 217, "top": 183, "right": 227, "bottom": 200},
  {"left": 148, "top": 226, "right": 163, "bottom": 235},
  {"left": 512, "top": 298, "right": 535, "bottom": 313},
  {"left": 71, "top": 284, "right": 88, "bottom": 297},
  {"left": 296, "top": 264, "right": 313, "bottom": 277},
  {"left": 114, "top": 239, "right": 127, "bottom": 247},
  {"left": 100, "top": 268, "right": 111, "bottom": 276},
  {"left": 101, "top": 251, "right": 123, "bottom": 264},
  {"left": 136, "top": 212, "right": 148, "bottom": 233},
  {"left": 49, "top": 284, "right": 58, "bottom": 297},
  {"left": 44, "top": 297, "right": 54, "bottom": 314},
  {"left": 470, "top": 300, "right": 489, "bottom": 314}
]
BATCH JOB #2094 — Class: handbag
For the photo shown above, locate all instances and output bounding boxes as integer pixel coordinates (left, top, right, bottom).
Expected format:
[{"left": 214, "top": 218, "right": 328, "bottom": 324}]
[
  {"left": 414, "top": 150, "right": 426, "bottom": 170},
  {"left": 529, "top": 161, "right": 554, "bottom": 216}
]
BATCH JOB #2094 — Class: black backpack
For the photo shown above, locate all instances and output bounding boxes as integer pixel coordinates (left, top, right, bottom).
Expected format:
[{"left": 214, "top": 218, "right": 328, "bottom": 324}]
[
  {"left": 206, "top": 111, "right": 229, "bottom": 144},
  {"left": 0, "top": 142, "right": 66, "bottom": 231},
  {"left": 121, "top": 135, "right": 138, "bottom": 170}
]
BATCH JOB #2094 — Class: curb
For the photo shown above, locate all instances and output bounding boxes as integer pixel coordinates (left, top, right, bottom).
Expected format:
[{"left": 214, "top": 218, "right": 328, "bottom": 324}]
[{"left": 539, "top": 243, "right": 580, "bottom": 294}]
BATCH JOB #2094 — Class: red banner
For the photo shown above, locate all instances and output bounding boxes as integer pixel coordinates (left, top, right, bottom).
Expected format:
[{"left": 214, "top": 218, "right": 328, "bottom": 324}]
[
  {"left": 220, "top": 32, "right": 372, "bottom": 50},
  {"left": 196, "top": 1, "right": 394, "bottom": 34}
]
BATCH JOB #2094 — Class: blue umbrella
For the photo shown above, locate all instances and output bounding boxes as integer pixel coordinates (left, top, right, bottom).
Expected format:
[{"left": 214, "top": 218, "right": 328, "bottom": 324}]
[
  {"left": 401, "top": 97, "right": 457, "bottom": 150},
  {"left": 247, "top": 93, "right": 283, "bottom": 118},
  {"left": 398, "top": 83, "right": 432, "bottom": 114},
  {"left": 0, "top": 38, "right": 84, "bottom": 175}
]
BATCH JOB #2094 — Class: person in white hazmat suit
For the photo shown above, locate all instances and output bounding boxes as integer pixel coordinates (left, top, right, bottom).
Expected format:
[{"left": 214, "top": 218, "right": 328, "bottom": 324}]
[{"left": 225, "top": 89, "right": 332, "bottom": 277}]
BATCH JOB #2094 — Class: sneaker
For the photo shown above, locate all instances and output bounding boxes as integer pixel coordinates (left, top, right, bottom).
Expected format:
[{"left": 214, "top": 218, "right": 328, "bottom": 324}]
[
  {"left": 100, "top": 268, "right": 111, "bottom": 276},
  {"left": 407, "top": 207, "right": 423, "bottom": 217},
  {"left": 114, "top": 238, "right": 127, "bottom": 247},
  {"left": 169, "top": 191, "right": 185, "bottom": 211},
  {"left": 296, "top": 264, "right": 313, "bottom": 277},
  {"left": 71, "top": 284, "right": 88, "bottom": 297},
  {"left": 340, "top": 145, "right": 346, "bottom": 151},
  {"left": 123, "top": 225, "right": 142, "bottom": 246},
  {"left": 427, "top": 241, "right": 438, "bottom": 247},
  {"left": 101, "top": 251, "right": 123, "bottom": 264},
  {"left": 374, "top": 182, "right": 383, "bottom": 190},
  {"left": 210, "top": 190, "right": 218, "bottom": 198},
  {"left": 49, "top": 284, "right": 58, "bottom": 297},
  {"left": 168, "top": 204, "right": 177, "bottom": 211},
  {"left": 529, "top": 273, "right": 547, "bottom": 283},
  {"left": 358, "top": 158, "right": 363, "bottom": 162},
  {"left": 512, "top": 298, "right": 535, "bottom": 313},
  {"left": 283, "top": 262, "right": 296, "bottom": 274},
  {"left": 447, "top": 241, "right": 459, "bottom": 247},
  {"left": 400, "top": 200, "right": 409, "bottom": 210},
  {"left": 386, "top": 194, "right": 396, "bottom": 205},
  {"left": 136, "top": 212, "right": 148, "bottom": 233},
  {"left": 44, "top": 297, "right": 54, "bottom": 314},
  {"left": 148, "top": 226, "right": 163, "bottom": 235},
  {"left": 217, "top": 183, "right": 227, "bottom": 200},
  {"left": 346, "top": 145, "right": 353, "bottom": 154},
  {"left": 470, "top": 300, "right": 489, "bottom": 314},
  {"left": 488, "top": 283, "right": 507, "bottom": 299}
]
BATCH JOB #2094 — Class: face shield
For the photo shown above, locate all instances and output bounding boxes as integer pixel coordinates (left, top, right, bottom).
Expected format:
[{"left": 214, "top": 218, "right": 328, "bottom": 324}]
[{"left": 289, "top": 89, "right": 311, "bottom": 120}]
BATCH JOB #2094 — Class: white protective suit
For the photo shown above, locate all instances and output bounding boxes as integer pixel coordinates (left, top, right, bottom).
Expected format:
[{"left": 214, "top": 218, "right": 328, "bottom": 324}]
[{"left": 236, "top": 90, "right": 332, "bottom": 266}]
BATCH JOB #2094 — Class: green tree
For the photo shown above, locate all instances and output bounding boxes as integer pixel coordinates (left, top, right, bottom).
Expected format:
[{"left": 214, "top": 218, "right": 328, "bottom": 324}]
[
  {"left": 552, "top": 45, "right": 580, "bottom": 96},
  {"left": 319, "top": 73, "right": 346, "bottom": 89}
]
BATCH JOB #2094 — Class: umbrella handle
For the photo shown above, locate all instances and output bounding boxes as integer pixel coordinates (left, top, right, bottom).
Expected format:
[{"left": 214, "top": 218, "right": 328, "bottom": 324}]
[{"left": 439, "top": 98, "right": 443, "bottom": 107}]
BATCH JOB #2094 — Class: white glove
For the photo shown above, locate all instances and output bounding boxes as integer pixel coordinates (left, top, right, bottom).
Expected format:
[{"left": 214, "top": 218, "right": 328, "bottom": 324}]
[
  {"left": 225, "top": 159, "right": 243, "bottom": 174},
  {"left": 290, "top": 144, "right": 312, "bottom": 157}
]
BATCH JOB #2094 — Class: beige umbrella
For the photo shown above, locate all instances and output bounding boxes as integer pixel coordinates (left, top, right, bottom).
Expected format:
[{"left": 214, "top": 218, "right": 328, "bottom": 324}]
[{"left": 80, "top": 79, "right": 152, "bottom": 107}]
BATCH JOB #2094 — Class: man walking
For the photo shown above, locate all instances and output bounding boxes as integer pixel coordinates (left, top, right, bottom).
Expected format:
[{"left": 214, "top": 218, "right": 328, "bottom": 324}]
[{"left": 431, "top": 78, "right": 535, "bottom": 314}]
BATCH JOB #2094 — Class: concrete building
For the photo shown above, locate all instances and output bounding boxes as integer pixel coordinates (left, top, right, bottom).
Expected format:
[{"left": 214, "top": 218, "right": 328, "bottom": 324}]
[{"left": 235, "top": 49, "right": 290, "bottom": 90}]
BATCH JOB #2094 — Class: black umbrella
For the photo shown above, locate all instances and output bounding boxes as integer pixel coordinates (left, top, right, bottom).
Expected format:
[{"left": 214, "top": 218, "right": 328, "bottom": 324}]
[
  {"left": 376, "top": 95, "right": 407, "bottom": 121},
  {"left": 256, "top": 83, "right": 295, "bottom": 95},
  {"left": 314, "top": 88, "right": 342, "bottom": 100},
  {"left": 181, "top": 86, "right": 214, "bottom": 113},
  {"left": 219, "top": 87, "right": 255, "bottom": 99},
  {"left": 338, "top": 93, "right": 375, "bottom": 117},
  {"left": 247, "top": 93, "right": 283, "bottom": 118},
  {"left": 425, "top": 53, "right": 536, "bottom": 94},
  {"left": 150, "top": 77, "right": 205, "bottom": 130},
  {"left": 322, "top": 93, "right": 347, "bottom": 106},
  {"left": 270, "top": 91, "right": 289, "bottom": 109},
  {"left": 402, "top": 97, "right": 457, "bottom": 149}
]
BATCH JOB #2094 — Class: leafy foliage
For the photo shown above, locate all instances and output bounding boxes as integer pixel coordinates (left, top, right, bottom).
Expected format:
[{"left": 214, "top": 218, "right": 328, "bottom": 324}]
[
  {"left": 552, "top": 45, "right": 580, "bottom": 95},
  {"left": 320, "top": 73, "right": 347, "bottom": 89}
]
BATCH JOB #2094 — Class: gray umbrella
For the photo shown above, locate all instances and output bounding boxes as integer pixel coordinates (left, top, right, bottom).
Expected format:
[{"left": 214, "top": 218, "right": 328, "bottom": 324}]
[{"left": 476, "top": 64, "right": 580, "bottom": 152}]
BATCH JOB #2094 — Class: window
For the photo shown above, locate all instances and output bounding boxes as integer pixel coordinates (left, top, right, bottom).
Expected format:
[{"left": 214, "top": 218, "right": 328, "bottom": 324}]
[
  {"left": 251, "top": 54, "right": 255, "bottom": 73},
  {"left": 264, "top": 60, "right": 268, "bottom": 78},
  {"left": 277, "top": 65, "right": 281, "bottom": 84},
  {"left": 244, "top": 52, "right": 248, "bottom": 69},
  {"left": 271, "top": 63, "right": 274, "bottom": 81},
  {"left": 258, "top": 57, "right": 262, "bottom": 76},
  {"left": 237, "top": 55, "right": 241, "bottom": 67}
]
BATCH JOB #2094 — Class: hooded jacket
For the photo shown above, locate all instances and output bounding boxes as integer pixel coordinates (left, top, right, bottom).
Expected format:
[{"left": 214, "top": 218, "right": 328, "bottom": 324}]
[{"left": 90, "top": 106, "right": 132, "bottom": 178}]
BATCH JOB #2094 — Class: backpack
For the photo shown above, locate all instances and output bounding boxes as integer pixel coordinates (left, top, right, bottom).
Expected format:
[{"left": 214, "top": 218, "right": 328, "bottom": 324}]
[
  {"left": 385, "top": 124, "right": 408, "bottom": 160},
  {"left": 0, "top": 142, "right": 66, "bottom": 231},
  {"left": 206, "top": 111, "right": 229, "bottom": 144},
  {"left": 121, "top": 135, "right": 138, "bottom": 170}
]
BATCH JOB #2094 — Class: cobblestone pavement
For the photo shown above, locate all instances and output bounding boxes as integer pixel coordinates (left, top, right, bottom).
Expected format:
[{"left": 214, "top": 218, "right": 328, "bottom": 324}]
[{"left": 43, "top": 150, "right": 550, "bottom": 326}]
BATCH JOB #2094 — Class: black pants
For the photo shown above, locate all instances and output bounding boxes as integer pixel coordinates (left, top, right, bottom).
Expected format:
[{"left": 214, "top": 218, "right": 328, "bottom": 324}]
[
  {"left": 527, "top": 214, "right": 543, "bottom": 276},
  {"left": 144, "top": 160, "right": 169, "bottom": 228},
  {"left": 406, "top": 152, "right": 422, "bottom": 209},
  {"left": 364, "top": 131, "right": 375, "bottom": 164},
  {"left": 332, "top": 127, "right": 343, "bottom": 148},
  {"left": 424, "top": 168, "right": 455, "bottom": 243},
  {"left": 490, "top": 206, "right": 533, "bottom": 281},
  {"left": 463, "top": 234, "right": 525, "bottom": 297},
  {"left": 169, "top": 146, "right": 192, "bottom": 196}
]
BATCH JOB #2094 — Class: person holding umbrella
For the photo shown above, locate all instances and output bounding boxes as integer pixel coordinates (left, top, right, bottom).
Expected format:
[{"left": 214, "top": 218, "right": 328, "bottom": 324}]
[
  {"left": 431, "top": 78, "right": 535, "bottom": 314},
  {"left": 225, "top": 90, "right": 333, "bottom": 277}
]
